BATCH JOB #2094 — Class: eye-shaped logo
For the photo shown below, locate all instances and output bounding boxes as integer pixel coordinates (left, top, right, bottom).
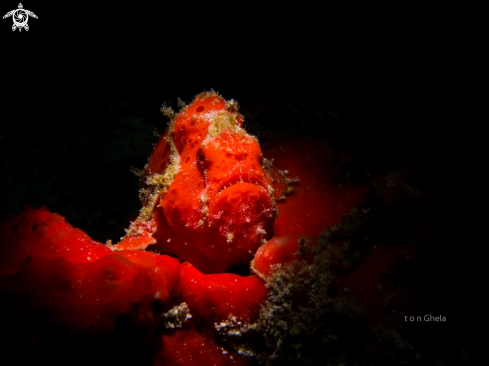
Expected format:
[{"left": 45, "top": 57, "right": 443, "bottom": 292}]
[{"left": 3, "top": 3, "right": 37, "bottom": 32}]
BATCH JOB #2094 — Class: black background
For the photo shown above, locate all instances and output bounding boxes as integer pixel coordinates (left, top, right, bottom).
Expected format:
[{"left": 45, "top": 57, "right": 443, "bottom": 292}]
[{"left": 1, "top": 1, "right": 484, "bottom": 365}]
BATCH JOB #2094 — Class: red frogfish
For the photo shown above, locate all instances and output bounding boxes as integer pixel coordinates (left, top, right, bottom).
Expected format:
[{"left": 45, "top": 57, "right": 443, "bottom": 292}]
[{"left": 112, "top": 91, "right": 287, "bottom": 274}]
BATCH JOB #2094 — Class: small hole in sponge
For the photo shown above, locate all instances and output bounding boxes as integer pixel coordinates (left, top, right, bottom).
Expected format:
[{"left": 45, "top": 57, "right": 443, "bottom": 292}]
[
  {"left": 196, "top": 106, "right": 204, "bottom": 112},
  {"left": 185, "top": 156, "right": 190, "bottom": 163},
  {"left": 226, "top": 264, "right": 251, "bottom": 276}
]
